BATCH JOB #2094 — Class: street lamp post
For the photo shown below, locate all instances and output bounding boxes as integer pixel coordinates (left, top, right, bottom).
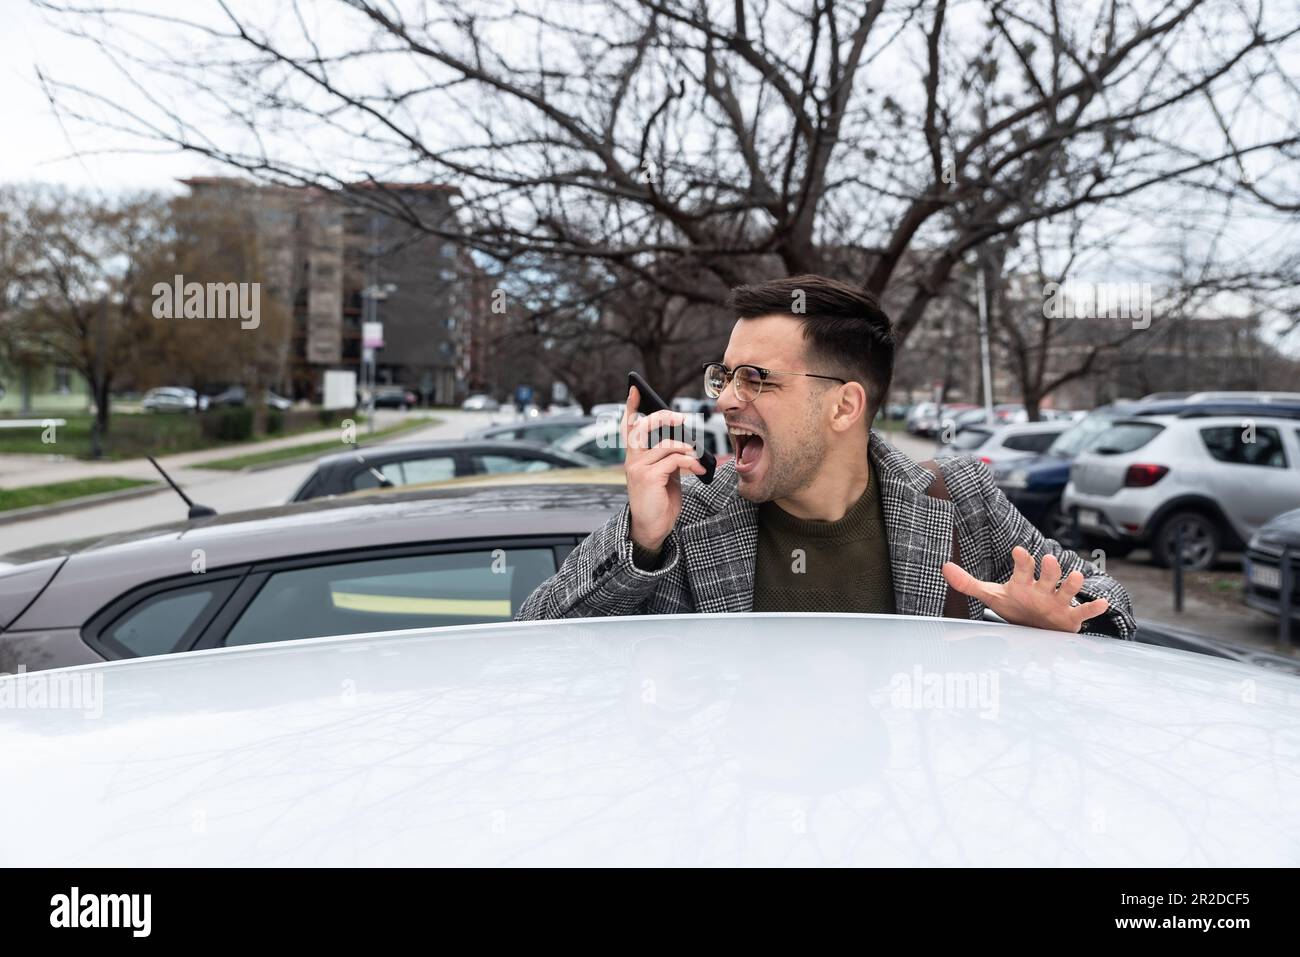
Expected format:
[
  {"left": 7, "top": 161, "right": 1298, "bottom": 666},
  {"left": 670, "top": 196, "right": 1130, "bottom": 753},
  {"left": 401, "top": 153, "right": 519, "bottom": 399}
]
[
  {"left": 360, "top": 282, "right": 396, "bottom": 436},
  {"left": 359, "top": 215, "right": 397, "bottom": 436}
]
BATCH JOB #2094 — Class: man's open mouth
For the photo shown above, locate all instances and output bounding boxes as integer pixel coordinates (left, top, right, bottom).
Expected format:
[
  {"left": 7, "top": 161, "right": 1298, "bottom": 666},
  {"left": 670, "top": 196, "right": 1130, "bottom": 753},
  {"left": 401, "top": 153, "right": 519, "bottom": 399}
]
[{"left": 729, "top": 426, "right": 766, "bottom": 475}]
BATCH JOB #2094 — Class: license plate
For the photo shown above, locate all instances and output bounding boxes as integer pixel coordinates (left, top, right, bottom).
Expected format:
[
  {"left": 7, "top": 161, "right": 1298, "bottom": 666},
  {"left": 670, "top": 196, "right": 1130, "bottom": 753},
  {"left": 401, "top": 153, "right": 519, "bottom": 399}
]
[
  {"left": 1077, "top": 508, "right": 1102, "bottom": 528},
  {"left": 1248, "top": 561, "right": 1281, "bottom": 590}
]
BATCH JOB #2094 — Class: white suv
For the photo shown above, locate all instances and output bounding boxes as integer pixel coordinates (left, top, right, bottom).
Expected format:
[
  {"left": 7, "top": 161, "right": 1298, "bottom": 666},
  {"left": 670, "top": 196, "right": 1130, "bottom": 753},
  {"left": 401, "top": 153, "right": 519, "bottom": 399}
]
[{"left": 1063, "top": 411, "right": 1300, "bottom": 569}]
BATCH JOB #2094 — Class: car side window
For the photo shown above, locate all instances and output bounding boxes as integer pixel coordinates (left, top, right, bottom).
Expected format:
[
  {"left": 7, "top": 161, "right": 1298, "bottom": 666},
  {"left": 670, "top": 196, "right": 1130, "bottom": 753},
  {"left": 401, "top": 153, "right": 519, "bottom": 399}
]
[
  {"left": 1200, "top": 426, "right": 1288, "bottom": 468},
  {"left": 100, "top": 582, "right": 233, "bottom": 658},
  {"left": 222, "top": 548, "right": 557, "bottom": 647},
  {"left": 578, "top": 438, "right": 625, "bottom": 464},
  {"left": 351, "top": 456, "right": 458, "bottom": 490},
  {"left": 526, "top": 426, "right": 576, "bottom": 443},
  {"left": 473, "top": 454, "right": 556, "bottom": 475},
  {"left": 1003, "top": 432, "right": 1059, "bottom": 453}
]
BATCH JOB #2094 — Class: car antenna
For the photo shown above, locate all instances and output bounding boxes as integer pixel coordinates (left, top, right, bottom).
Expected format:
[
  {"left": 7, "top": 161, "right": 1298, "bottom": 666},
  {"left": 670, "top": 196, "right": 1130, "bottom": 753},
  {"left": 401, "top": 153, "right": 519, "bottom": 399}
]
[
  {"left": 146, "top": 455, "right": 218, "bottom": 519},
  {"left": 352, "top": 450, "right": 394, "bottom": 488}
]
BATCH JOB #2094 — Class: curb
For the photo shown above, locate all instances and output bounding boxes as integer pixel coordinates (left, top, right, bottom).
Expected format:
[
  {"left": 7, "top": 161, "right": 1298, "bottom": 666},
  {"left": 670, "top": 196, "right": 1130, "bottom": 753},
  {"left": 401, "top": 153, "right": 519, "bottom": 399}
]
[{"left": 0, "top": 483, "right": 163, "bottom": 527}]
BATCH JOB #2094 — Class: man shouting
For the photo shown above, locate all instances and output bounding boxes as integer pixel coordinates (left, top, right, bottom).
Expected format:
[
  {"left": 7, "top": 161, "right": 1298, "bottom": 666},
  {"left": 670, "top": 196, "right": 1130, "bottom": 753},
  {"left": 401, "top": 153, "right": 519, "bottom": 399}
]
[{"left": 517, "top": 274, "right": 1134, "bottom": 638}]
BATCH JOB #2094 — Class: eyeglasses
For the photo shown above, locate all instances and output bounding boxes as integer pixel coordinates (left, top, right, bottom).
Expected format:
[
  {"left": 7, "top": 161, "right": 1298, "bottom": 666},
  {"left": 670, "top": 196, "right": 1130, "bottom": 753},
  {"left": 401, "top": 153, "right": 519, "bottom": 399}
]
[{"left": 703, "top": 362, "right": 847, "bottom": 403}]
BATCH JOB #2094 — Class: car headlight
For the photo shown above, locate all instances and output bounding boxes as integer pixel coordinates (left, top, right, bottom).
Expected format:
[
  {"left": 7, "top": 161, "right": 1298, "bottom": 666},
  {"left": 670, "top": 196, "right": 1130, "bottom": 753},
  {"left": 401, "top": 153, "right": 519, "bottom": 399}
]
[{"left": 1001, "top": 469, "right": 1029, "bottom": 490}]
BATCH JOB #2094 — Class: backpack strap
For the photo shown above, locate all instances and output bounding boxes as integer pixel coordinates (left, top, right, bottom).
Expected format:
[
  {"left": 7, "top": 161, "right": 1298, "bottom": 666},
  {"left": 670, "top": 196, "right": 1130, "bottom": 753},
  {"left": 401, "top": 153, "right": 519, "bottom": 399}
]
[{"left": 920, "top": 460, "right": 970, "bottom": 620}]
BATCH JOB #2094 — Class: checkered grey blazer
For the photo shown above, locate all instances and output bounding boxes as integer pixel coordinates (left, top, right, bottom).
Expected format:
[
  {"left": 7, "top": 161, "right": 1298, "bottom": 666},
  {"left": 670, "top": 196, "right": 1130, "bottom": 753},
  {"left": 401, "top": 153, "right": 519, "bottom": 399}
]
[{"left": 515, "top": 431, "right": 1136, "bottom": 639}]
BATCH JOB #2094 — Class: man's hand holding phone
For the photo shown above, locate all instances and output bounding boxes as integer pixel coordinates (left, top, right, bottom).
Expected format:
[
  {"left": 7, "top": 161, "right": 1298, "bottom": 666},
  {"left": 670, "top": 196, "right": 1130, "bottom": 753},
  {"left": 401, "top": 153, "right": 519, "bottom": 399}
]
[{"left": 624, "top": 384, "right": 707, "bottom": 553}]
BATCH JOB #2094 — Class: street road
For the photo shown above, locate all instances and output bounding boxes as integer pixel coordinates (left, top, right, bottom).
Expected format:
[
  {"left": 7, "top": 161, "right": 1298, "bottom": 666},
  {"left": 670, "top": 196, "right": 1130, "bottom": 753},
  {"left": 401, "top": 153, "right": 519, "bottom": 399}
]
[{"left": 0, "top": 409, "right": 500, "bottom": 557}]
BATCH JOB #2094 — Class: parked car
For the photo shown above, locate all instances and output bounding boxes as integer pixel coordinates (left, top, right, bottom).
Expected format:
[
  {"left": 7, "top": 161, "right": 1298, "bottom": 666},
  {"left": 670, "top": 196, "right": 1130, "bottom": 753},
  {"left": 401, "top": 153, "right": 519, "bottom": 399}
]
[
  {"left": 1039, "top": 408, "right": 1086, "bottom": 422},
  {"left": 1244, "top": 507, "right": 1300, "bottom": 623},
  {"left": 1064, "top": 407, "right": 1300, "bottom": 569},
  {"left": 1183, "top": 390, "right": 1300, "bottom": 405},
  {"left": 468, "top": 415, "right": 594, "bottom": 445},
  {"left": 954, "top": 405, "right": 1029, "bottom": 431},
  {"left": 204, "top": 385, "right": 293, "bottom": 410},
  {"left": 992, "top": 398, "right": 1290, "bottom": 543},
  {"left": 4, "top": 611, "right": 1300, "bottom": 866},
  {"left": 461, "top": 394, "right": 500, "bottom": 411},
  {"left": 364, "top": 386, "right": 418, "bottom": 410},
  {"left": 905, "top": 401, "right": 937, "bottom": 434},
  {"left": 935, "top": 421, "right": 1068, "bottom": 466},
  {"left": 554, "top": 410, "right": 733, "bottom": 467},
  {"left": 0, "top": 479, "right": 628, "bottom": 674},
  {"left": 142, "top": 386, "right": 207, "bottom": 413},
  {"left": 289, "top": 440, "right": 604, "bottom": 501},
  {"left": 908, "top": 402, "right": 977, "bottom": 438},
  {"left": 671, "top": 396, "right": 715, "bottom": 416}
]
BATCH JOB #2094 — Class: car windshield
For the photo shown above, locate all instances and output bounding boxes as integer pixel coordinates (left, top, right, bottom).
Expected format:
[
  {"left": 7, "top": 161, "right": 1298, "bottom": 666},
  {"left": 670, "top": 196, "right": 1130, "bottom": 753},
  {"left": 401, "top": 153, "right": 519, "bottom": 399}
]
[{"left": 1047, "top": 411, "right": 1116, "bottom": 458}]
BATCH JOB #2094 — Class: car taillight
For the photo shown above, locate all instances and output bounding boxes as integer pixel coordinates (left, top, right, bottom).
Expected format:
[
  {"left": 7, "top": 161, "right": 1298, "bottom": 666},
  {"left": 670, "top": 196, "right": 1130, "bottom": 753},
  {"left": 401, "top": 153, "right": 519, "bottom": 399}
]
[{"left": 1124, "top": 464, "right": 1168, "bottom": 487}]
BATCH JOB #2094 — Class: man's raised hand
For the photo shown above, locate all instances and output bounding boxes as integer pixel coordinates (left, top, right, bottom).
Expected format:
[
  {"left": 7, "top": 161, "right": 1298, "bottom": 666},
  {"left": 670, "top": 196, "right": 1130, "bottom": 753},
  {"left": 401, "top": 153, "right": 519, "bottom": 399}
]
[
  {"left": 941, "top": 546, "right": 1110, "bottom": 633},
  {"left": 623, "top": 385, "right": 706, "bottom": 553}
]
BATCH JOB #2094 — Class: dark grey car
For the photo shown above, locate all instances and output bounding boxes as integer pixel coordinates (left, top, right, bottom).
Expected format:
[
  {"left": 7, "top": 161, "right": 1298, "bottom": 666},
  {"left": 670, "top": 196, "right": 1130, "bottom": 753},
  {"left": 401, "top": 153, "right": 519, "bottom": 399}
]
[
  {"left": 1244, "top": 507, "right": 1300, "bottom": 623},
  {"left": 0, "top": 482, "right": 626, "bottom": 674},
  {"left": 289, "top": 439, "right": 603, "bottom": 501}
]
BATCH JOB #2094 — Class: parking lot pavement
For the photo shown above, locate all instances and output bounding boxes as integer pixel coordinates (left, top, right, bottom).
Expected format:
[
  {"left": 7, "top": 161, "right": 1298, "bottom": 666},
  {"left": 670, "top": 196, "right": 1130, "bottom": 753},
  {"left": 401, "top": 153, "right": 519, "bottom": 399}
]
[
  {"left": 1106, "top": 553, "right": 1296, "bottom": 657},
  {"left": 878, "top": 428, "right": 937, "bottom": 461}
]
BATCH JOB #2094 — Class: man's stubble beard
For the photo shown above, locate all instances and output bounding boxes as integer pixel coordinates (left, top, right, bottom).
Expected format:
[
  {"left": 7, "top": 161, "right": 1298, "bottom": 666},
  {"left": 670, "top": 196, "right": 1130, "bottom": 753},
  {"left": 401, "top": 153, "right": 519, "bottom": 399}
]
[{"left": 738, "top": 411, "right": 828, "bottom": 505}]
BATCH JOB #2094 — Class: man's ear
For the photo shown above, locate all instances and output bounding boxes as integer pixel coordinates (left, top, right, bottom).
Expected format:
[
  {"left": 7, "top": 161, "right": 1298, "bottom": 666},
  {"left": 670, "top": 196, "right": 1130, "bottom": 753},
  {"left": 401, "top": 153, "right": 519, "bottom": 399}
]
[{"left": 829, "top": 381, "right": 869, "bottom": 433}]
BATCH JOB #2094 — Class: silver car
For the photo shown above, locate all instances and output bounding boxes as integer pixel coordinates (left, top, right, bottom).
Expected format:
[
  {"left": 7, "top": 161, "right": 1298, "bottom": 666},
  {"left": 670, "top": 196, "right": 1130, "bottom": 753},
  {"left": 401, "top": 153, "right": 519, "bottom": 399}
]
[
  {"left": 3, "top": 612, "right": 1299, "bottom": 866},
  {"left": 142, "top": 386, "right": 206, "bottom": 413},
  {"left": 935, "top": 420, "right": 1067, "bottom": 466},
  {"left": 1064, "top": 411, "right": 1300, "bottom": 569}
]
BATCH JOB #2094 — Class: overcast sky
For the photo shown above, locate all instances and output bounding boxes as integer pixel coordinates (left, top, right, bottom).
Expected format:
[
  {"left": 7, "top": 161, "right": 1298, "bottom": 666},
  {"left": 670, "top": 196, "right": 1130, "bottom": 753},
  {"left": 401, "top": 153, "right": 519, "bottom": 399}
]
[
  {"left": 4, "top": 0, "right": 220, "bottom": 192},
  {"left": 5, "top": 0, "right": 1295, "bottom": 349}
]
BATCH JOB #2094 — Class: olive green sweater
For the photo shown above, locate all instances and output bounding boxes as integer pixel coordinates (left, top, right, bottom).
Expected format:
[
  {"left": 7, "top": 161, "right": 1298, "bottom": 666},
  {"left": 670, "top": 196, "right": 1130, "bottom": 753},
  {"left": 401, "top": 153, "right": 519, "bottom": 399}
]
[{"left": 752, "top": 470, "right": 895, "bottom": 613}]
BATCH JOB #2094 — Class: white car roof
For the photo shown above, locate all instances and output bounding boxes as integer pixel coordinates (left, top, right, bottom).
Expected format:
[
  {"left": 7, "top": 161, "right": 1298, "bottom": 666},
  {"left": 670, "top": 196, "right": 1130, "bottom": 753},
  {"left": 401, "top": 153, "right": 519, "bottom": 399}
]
[
  {"left": 990, "top": 420, "right": 1067, "bottom": 434},
  {"left": 1117, "top": 413, "right": 1300, "bottom": 427},
  {"left": 4, "top": 613, "right": 1298, "bottom": 866}
]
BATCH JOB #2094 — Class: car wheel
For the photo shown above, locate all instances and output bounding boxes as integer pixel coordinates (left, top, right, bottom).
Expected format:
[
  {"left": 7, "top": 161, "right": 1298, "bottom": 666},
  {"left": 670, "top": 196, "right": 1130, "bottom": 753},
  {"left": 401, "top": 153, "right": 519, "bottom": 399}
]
[{"left": 1153, "top": 511, "right": 1220, "bottom": 571}]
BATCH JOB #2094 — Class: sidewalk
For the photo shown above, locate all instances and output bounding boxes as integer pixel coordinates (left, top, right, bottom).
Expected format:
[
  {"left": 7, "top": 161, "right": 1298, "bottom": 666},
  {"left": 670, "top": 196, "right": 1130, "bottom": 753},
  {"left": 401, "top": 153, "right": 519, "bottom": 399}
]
[{"left": 0, "top": 412, "right": 441, "bottom": 491}]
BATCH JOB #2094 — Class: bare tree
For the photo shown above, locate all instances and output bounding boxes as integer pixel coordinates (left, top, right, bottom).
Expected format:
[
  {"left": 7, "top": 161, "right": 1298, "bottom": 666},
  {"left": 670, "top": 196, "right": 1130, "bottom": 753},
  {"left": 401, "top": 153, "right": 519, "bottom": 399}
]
[
  {"left": 1, "top": 186, "right": 172, "bottom": 440},
  {"left": 32, "top": 0, "right": 1300, "bottom": 359}
]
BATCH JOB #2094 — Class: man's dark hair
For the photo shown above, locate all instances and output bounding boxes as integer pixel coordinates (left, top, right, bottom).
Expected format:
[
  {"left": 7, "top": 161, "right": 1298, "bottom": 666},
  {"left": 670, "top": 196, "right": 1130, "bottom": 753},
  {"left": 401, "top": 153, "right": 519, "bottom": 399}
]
[{"left": 726, "top": 274, "right": 895, "bottom": 416}]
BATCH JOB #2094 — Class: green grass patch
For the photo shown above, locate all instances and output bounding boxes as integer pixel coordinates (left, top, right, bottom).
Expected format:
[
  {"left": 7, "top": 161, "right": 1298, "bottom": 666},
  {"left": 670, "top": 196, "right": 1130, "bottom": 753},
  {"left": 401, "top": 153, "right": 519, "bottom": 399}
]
[
  {"left": 195, "top": 419, "right": 437, "bottom": 471},
  {"left": 0, "top": 477, "right": 157, "bottom": 513},
  {"left": 0, "top": 410, "right": 373, "bottom": 460}
]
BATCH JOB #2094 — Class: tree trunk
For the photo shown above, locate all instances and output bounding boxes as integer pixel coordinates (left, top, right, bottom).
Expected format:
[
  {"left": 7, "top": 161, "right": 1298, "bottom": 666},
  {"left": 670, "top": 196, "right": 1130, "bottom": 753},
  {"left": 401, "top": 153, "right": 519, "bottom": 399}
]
[
  {"left": 89, "top": 374, "right": 112, "bottom": 459},
  {"left": 20, "top": 364, "right": 32, "bottom": 414}
]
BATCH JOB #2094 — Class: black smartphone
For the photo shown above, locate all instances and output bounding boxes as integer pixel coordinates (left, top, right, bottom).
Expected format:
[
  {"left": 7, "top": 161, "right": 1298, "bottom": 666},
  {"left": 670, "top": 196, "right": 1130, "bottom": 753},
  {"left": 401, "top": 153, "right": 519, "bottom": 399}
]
[{"left": 627, "top": 371, "right": 716, "bottom": 484}]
